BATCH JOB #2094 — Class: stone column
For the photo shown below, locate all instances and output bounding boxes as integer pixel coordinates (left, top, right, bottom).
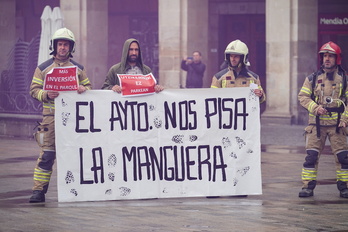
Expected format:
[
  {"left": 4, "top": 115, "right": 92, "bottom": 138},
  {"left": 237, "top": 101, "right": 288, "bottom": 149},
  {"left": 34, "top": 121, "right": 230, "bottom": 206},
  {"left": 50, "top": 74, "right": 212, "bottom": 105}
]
[
  {"left": 293, "top": 0, "right": 318, "bottom": 125},
  {"left": 186, "top": 0, "right": 209, "bottom": 88},
  {"left": 262, "top": 0, "right": 317, "bottom": 125},
  {"left": 158, "top": 0, "right": 182, "bottom": 88},
  {"left": 158, "top": 0, "right": 209, "bottom": 88},
  {"left": 60, "top": 0, "right": 108, "bottom": 89}
]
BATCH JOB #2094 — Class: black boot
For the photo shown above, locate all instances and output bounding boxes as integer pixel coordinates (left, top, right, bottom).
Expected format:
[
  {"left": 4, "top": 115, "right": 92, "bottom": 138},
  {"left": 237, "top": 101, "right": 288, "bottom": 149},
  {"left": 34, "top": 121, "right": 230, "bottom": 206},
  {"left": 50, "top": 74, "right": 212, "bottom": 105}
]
[
  {"left": 299, "top": 188, "right": 313, "bottom": 197},
  {"left": 340, "top": 189, "right": 348, "bottom": 198},
  {"left": 337, "top": 181, "right": 348, "bottom": 198},
  {"left": 299, "top": 180, "right": 316, "bottom": 197},
  {"left": 29, "top": 190, "right": 45, "bottom": 203}
]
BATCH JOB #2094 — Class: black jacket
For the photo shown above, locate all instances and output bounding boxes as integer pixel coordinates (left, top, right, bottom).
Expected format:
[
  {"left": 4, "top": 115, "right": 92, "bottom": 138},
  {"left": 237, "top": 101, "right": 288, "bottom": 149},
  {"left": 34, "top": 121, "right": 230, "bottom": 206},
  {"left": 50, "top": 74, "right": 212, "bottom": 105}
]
[{"left": 181, "top": 60, "right": 206, "bottom": 88}]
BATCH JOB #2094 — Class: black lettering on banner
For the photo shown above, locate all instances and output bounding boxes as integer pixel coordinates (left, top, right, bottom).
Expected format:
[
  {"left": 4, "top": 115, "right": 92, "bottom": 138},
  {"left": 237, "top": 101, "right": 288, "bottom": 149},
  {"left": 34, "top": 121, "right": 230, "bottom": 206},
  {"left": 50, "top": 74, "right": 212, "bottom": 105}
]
[
  {"left": 110, "top": 101, "right": 149, "bottom": 132},
  {"left": 164, "top": 102, "right": 176, "bottom": 129},
  {"left": 75, "top": 101, "right": 101, "bottom": 133},
  {"left": 76, "top": 102, "right": 89, "bottom": 133},
  {"left": 137, "top": 102, "right": 149, "bottom": 131},
  {"left": 213, "top": 146, "right": 227, "bottom": 181},
  {"left": 234, "top": 98, "right": 248, "bottom": 130},
  {"left": 205, "top": 97, "right": 247, "bottom": 130},
  {"left": 175, "top": 146, "right": 185, "bottom": 181},
  {"left": 110, "top": 101, "right": 123, "bottom": 131},
  {"left": 91, "top": 147, "right": 104, "bottom": 183},
  {"left": 122, "top": 146, "right": 137, "bottom": 181},
  {"left": 205, "top": 98, "right": 222, "bottom": 129},
  {"left": 89, "top": 101, "right": 101, "bottom": 133},
  {"left": 149, "top": 147, "right": 163, "bottom": 181},
  {"left": 197, "top": 145, "right": 211, "bottom": 181},
  {"left": 163, "top": 146, "right": 175, "bottom": 181},
  {"left": 122, "top": 145, "right": 227, "bottom": 183},
  {"left": 186, "top": 146, "right": 197, "bottom": 180},
  {"left": 110, "top": 101, "right": 135, "bottom": 131},
  {"left": 79, "top": 147, "right": 93, "bottom": 184},
  {"left": 165, "top": 146, "right": 185, "bottom": 181},
  {"left": 120, "top": 101, "right": 136, "bottom": 130},
  {"left": 137, "top": 146, "right": 151, "bottom": 180},
  {"left": 222, "top": 98, "right": 233, "bottom": 129},
  {"left": 79, "top": 147, "right": 105, "bottom": 184},
  {"left": 164, "top": 100, "right": 197, "bottom": 130}
]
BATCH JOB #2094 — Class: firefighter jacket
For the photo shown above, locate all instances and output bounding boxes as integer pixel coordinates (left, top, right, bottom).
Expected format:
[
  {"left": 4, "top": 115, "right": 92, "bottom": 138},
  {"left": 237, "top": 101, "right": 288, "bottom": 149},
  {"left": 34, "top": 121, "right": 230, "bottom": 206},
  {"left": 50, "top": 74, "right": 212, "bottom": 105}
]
[
  {"left": 102, "top": 38, "right": 152, "bottom": 90},
  {"left": 30, "top": 57, "right": 92, "bottom": 116},
  {"left": 298, "top": 67, "right": 348, "bottom": 126},
  {"left": 211, "top": 66, "right": 266, "bottom": 103}
]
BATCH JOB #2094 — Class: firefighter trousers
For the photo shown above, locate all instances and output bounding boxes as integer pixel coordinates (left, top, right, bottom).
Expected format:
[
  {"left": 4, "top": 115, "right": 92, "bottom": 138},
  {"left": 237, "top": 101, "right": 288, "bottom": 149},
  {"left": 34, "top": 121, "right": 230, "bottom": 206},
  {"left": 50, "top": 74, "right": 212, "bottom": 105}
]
[
  {"left": 32, "top": 116, "right": 56, "bottom": 192},
  {"left": 301, "top": 125, "right": 348, "bottom": 190}
]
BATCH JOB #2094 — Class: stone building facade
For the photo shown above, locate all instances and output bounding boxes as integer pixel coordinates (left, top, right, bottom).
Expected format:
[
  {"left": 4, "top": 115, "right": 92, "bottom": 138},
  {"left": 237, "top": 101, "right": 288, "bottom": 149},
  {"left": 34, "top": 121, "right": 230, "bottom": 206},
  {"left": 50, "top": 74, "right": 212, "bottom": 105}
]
[{"left": 0, "top": 0, "right": 347, "bottom": 137}]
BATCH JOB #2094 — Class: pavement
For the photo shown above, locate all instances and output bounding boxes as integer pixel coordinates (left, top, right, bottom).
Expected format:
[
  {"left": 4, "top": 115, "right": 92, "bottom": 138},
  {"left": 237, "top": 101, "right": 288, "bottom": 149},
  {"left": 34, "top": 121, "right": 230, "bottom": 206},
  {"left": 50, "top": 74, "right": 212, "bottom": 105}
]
[{"left": 1, "top": 122, "right": 348, "bottom": 232}]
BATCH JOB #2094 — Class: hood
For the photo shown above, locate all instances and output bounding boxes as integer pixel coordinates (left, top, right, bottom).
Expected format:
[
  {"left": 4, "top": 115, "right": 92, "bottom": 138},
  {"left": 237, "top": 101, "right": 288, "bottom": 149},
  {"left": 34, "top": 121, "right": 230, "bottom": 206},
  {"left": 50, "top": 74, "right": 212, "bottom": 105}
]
[{"left": 120, "top": 38, "right": 145, "bottom": 73}]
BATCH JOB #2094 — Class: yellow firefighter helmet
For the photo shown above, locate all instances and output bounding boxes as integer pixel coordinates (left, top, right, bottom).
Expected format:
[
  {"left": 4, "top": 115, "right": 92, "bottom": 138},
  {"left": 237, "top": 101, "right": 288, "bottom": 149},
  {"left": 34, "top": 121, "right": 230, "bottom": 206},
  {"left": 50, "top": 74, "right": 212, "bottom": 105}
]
[
  {"left": 49, "top": 27, "right": 76, "bottom": 57},
  {"left": 225, "top": 39, "right": 250, "bottom": 66}
]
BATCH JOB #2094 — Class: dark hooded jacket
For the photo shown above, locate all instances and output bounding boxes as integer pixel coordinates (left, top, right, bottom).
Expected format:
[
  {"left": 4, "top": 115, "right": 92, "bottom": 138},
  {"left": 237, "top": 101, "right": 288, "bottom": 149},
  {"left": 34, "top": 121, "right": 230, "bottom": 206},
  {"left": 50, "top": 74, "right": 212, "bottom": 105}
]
[{"left": 102, "top": 38, "right": 152, "bottom": 89}]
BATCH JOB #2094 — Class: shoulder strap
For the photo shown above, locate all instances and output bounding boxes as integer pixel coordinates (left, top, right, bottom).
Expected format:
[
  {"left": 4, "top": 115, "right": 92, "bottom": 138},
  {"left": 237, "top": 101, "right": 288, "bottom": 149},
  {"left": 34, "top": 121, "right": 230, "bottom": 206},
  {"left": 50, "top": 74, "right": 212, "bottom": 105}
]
[
  {"left": 214, "top": 68, "right": 229, "bottom": 80},
  {"left": 308, "top": 71, "right": 318, "bottom": 101},
  {"left": 308, "top": 69, "right": 325, "bottom": 101},
  {"left": 338, "top": 65, "right": 347, "bottom": 98}
]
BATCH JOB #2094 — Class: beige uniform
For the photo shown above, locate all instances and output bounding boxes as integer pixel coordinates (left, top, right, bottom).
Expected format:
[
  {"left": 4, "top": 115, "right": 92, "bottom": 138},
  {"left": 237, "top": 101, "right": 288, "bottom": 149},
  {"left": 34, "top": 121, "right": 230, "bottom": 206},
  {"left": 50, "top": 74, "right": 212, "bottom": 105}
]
[
  {"left": 30, "top": 57, "right": 91, "bottom": 191},
  {"left": 298, "top": 67, "right": 348, "bottom": 190},
  {"left": 211, "top": 67, "right": 266, "bottom": 104}
]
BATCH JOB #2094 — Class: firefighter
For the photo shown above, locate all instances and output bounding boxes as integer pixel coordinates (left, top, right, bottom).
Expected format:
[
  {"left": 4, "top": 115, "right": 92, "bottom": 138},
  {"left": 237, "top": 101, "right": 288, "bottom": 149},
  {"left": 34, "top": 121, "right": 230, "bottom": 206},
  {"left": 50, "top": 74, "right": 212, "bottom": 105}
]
[
  {"left": 209, "top": 39, "right": 265, "bottom": 198},
  {"left": 298, "top": 41, "right": 348, "bottom": 198},
  {"left": 29, "top": 28, "right": 92, "bottom": 202},
  {"left": 211, "top": 39, "right": 266, "bottom": 103}
]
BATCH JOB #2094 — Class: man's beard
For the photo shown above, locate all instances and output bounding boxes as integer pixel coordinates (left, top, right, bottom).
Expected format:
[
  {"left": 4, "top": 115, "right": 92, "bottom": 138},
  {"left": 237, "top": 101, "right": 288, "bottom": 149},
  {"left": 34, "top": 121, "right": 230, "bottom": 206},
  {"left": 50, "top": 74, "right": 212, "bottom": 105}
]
[
  {"left": 128, "top": 55, "right": 138, "bottom": 63},
  {"left": 323, "top": 62, "right": 336, "bottom": 70}
]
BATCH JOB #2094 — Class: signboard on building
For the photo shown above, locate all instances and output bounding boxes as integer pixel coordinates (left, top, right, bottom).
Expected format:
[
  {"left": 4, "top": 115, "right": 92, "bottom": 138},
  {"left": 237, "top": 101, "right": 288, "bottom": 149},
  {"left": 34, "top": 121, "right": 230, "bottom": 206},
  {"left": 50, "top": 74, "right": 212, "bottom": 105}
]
[{"left": 319, "top": 14, "right": 348, "bottom": 30}]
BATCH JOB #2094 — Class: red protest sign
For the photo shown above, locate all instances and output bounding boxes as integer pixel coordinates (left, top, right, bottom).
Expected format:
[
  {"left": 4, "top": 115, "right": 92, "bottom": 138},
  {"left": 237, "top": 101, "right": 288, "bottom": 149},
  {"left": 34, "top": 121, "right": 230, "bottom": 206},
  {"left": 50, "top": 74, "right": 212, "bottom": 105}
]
[
  {"left": 44, "top": 66, "right": 78, "bottom": 91},
  {"left": 117, "top": 73, "right": 157, "bottom": 96}
]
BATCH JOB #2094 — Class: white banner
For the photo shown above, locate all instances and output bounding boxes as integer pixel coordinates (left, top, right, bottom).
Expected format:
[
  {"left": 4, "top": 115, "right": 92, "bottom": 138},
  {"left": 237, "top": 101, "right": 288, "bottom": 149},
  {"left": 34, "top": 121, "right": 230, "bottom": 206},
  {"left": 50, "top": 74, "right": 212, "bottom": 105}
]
[{"left": 55, "top": 88, "right": 262, "bottom": 202}]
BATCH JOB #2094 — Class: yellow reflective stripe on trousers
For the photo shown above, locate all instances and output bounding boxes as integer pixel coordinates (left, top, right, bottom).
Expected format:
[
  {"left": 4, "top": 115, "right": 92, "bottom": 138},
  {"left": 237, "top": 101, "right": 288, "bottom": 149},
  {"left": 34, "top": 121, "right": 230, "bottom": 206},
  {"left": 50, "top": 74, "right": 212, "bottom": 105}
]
[
  {"left": 302, "top": 168, "right": 317, "bottom": 180},
  {"left": 33, "top": 168, "right": 52, "bottom": 182},
  {"left": 43, "top": 102, "right": 55, "bottom": 109},
  {"left": 337, "top": 170, "right": 348, "bottom": 182},
  {"left": 309, "top": 112, "right": 339, "bottom": 120}
]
